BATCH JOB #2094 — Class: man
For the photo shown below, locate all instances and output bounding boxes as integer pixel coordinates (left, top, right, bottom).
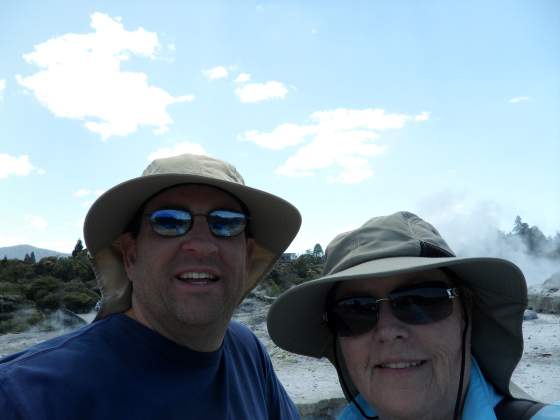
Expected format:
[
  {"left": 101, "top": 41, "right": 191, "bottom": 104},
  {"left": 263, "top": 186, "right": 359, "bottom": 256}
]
[
  {"left": 268, "top": 211, "right": 560, "bottom": 419},
  {"left": 0, "top": 153, "right": 302, "bottom": 419}
]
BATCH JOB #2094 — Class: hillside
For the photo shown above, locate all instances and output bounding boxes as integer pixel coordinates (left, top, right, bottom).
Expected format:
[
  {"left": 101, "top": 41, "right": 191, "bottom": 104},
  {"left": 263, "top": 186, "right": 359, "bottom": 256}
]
[{"left": 0, "top": 245, "right": 68, "bottom": 260}]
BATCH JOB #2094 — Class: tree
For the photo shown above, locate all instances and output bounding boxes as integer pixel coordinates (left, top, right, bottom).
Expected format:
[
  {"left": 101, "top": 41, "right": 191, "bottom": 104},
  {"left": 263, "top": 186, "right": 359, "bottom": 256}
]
[
  {"left": 512, "top": 216, "right": 547, "bottom": 254},
  {"left": 72, "top": 239, "right": 85, "bottom": 258},
  {"left": 513, "top": 216, "right": 528, "bottom": 235},
  {"left": 312, "top": 243, "right": 324, "bottom": 259}
]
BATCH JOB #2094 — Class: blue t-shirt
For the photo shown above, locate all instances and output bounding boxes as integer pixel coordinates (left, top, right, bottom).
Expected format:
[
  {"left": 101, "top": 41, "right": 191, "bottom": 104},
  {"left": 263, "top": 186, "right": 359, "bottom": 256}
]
[{"left": 0, "top": 314, "right": 300, "bottom": 420}]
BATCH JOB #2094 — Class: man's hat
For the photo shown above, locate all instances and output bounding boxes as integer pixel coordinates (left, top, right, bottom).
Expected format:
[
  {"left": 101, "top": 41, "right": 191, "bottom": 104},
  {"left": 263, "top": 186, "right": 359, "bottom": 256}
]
[
  {"left": 84, "top": 153, "right": 301, "bottom": 320},
  {"left": 267, "top": 211, "right": 527, "bottom": 398}
]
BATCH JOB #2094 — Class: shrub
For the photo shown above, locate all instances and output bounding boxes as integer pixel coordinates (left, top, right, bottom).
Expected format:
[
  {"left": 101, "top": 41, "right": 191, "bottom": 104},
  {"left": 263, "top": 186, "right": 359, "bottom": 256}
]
[
  {"left": 25, "top": 276, "right": 63, "bottom": 301},
  {"left": 37, "top": 292, "right": 61, "bottom": 310},
  {"left": 62, "top": 291, "right": 98, "bottom": 313}
]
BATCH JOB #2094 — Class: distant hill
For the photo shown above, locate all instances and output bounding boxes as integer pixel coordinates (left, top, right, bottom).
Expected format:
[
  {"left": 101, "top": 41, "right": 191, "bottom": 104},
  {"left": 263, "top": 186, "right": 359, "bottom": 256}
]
[{"left": 0, "top": 245, "right": 69, "bottom": 260}]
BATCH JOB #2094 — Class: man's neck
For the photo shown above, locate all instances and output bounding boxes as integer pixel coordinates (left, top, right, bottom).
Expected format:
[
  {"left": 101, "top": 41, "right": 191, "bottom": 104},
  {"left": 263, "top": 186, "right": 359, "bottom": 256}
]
[{"left": 124, "top": 307, "right": 228, "bottom": 352}]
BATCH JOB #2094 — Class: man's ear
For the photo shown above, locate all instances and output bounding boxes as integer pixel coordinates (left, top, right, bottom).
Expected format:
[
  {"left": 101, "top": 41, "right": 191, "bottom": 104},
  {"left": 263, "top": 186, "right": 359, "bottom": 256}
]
[{"left": 120, "top": 233, "right": 138, "bottom": 277}]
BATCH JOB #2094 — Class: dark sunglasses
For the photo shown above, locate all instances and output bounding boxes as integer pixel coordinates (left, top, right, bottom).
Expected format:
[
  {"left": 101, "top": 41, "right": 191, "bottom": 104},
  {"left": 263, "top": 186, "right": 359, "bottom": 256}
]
[
  {"left": 325, "top": 282, "right": 459, "bottom": 337},
  {"left": 147, "top": 208, "right": 248, "bottom": 238}
]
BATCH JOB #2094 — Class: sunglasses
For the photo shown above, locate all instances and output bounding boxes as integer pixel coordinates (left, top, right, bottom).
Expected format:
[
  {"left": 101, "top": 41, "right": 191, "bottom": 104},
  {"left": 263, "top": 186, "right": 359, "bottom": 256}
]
[
  {"left": 147, "top": 208, "right": 249, "bottom": 238},
  {"left": 325, "top": 282, "right": 459, "bottom": 337}
]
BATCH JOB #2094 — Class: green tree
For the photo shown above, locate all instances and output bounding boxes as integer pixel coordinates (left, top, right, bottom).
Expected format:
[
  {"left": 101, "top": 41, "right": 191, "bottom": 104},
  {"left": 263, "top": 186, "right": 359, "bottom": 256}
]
[
  {"left": 512, "top": 216, "right": 548, "bottom": 254},
  {"left": 312, "top": 243, "right": 324, "bottom": 259},
  {"left": 72, "top": 239, "right": 85, "bottom": 257}
]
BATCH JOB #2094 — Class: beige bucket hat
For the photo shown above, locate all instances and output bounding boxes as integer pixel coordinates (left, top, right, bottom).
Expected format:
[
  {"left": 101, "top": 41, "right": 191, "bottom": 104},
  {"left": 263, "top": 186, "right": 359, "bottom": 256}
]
[
  {"left": 267, "top": 211, "right": 528, "bottom": 398},
  {"left": 84, "top": 153, "right": 301, "bottom": 320}
]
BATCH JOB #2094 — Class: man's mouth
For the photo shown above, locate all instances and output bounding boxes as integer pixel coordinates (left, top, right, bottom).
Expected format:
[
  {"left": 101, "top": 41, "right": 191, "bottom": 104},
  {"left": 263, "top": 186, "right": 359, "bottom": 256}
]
[
  {"left": 376, "top": 360, "right": 426, "bottom": 369},
  {"left": 176, "top": 272, "right": 219, "bottom": 285}
]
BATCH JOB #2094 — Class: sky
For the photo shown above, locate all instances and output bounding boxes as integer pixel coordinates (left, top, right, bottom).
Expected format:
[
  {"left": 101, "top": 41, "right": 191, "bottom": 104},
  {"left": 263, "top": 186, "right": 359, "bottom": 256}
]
[{"left": 1, "top": 1, "right": 559, "bottom": 281}]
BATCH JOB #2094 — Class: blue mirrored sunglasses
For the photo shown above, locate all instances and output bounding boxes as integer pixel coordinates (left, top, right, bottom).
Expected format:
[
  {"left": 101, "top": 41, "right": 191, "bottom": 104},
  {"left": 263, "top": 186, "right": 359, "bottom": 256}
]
[{"left": 147, "top": 208, "right": 248, "bottom": 238}]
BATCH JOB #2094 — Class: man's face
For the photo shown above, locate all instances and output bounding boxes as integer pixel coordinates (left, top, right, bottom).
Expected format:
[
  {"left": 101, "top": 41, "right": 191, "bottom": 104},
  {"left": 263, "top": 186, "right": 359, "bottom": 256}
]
[
  {"left": 336, "top": 269, "right": 470, "bottom": 420},
  {"left": 121, "top": 184, "right": 254, "bottom": 337}
]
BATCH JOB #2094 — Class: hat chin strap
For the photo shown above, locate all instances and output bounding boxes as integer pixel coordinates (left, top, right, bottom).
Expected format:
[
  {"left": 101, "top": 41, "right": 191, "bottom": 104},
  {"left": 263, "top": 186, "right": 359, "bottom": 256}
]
[
  {"left": 333, "top": 306, "right": 470, "bottom": 420},
  {"left": 333, "top": 339, "right": 378, "bottom": 419},
  {"left": 453, "top": 301, "right": 469, "bottom": 420}
]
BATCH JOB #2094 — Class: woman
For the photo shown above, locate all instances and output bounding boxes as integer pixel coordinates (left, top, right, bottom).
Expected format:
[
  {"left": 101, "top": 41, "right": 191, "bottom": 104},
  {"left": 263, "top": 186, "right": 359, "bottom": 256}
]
[{"left": 268, "top": 211, "right": 559, "bottom": 419}]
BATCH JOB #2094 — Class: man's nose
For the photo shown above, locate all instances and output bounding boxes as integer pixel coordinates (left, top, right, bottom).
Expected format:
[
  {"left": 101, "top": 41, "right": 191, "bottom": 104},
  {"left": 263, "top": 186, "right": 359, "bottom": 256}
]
[
  {"left": 179, "top": 215, "right": 219, "bottom": 256},
  {"left": 373, "top": 301, "right": 409, "bottom": 342}
]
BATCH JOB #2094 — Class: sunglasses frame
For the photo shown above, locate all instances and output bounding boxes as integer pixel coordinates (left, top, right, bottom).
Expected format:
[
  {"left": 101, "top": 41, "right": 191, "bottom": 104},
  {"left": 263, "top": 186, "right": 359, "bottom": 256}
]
[
  {"left": 325, "top": 282, "right": 459, "bottom": 337},
  {"left": 146, "top": 208, "right": 249, "bottom": 238}
]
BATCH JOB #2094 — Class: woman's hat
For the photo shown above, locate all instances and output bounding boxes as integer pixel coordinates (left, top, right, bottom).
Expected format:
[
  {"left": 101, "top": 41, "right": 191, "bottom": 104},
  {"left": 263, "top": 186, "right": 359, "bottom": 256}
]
[
  {"left": 84, "top": 153, "right": 301, "bottom": 320},
  {"left": 267, "top": 211, "right": 527, "bottom": 398}
]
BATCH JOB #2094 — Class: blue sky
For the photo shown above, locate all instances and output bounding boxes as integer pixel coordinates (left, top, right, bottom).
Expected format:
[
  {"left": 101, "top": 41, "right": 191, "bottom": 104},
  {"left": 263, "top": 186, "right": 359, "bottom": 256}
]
[{"left": 1, "top": 1, "right": 559, "bottom": 265}]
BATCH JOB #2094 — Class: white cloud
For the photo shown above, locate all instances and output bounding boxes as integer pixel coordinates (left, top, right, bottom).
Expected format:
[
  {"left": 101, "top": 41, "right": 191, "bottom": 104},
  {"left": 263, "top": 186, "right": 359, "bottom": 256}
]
[
  {"left": 73, "top": 188, "right": 91, "bottom": 197},
  {"left": 25, "top": 214, "right": 48, "bottom": 230},
  {"left": 16, "top": 12, "right": 193, "bottom": 140},
  {"left": 240, "top": 108, "right": 426, "bottom": 183},
  {"left": 0, "top": 154, "right": 38, "bottom": 178},
  {"left": 509, "top": 96, "right": 530, "bottom": 104},
  {"left": 240, "top": 123, "right": 313, "bottom": 150},
  {"left": 0, "top": 79, "right": 5, "bottom": 100},
  {"left": 234, "top": 73, "right": 251, "bottom": 83},
  {"left": 81, "top": 199, "right": 95, "bottom": 208},
  {"left": 415, "top": 111, "right": 430, "bottom": 121},
  {"left": 203, "top": 66, "right": 229, "bottom": 80},
  {"left": 235, "top": 81, "right": 288, "bottom": 103},
  {"left": 148, "top": 141, "right": 208, "bottom": 161}
]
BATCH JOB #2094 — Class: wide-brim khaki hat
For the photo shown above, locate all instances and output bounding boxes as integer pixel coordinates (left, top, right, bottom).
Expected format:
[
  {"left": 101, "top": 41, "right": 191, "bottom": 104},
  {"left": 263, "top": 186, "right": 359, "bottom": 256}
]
[
  {"left": 85, "top": 153, "right": 301, "bottom": 320},
  {"left": 267, "top": 211, "right": 527, "bottom": 399}
]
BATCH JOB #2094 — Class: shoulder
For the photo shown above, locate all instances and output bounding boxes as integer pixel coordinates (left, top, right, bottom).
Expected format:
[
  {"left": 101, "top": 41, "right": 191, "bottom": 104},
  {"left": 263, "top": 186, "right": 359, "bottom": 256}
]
[
  {"left": 495, "top": 398, "right": 560, "bottom": 420},
  {"left": 338, "top": 395, "right": 376, "bottom": 419},
  {"left": 532, "top": 402, "right": 560, "bottom": 419},
  {"left": 223, "top": 321, "right": 274, "bottom": 373},
  {"left": 0, "top": 315, "right": 119, "bottom": 375},
  {"left": 226, "top": 320, "right": 264, "bottom": 350}
]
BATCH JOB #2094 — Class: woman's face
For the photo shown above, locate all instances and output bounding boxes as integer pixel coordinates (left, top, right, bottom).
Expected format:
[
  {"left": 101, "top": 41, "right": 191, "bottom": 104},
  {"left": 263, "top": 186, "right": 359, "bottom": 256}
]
[{"left": 335, "top": 269, "right": 470, "bottom": 420}]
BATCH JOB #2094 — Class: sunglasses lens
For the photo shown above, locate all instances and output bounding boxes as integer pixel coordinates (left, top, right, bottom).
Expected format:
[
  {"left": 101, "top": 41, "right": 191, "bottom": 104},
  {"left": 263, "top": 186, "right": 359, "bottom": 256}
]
[
  {"left": 149, "top": 209, "right": 191, "bottom": 237},
  {"left": 328, "top": 285, "right": 456, "bottom": 337},
  {"left": 329, "top": 297, "right": 379, "bottom": 337},
  {"left": 207, "top": 210, "right": 247, "bottom": 237},
  {"left": 390, "top": 287, "right": 454, "bottom": 325}
]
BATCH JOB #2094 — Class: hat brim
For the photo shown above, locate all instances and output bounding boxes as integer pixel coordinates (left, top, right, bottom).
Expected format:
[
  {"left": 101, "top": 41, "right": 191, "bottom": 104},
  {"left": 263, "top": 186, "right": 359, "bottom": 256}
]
[
  {"left": 85, "top": 173, "right": 301, "bottom": 318},
  {"left": 85, "top": 173, "right": 300, "bottom": 255},
  {"left": 267, "top": 256, "right": 527, "bottom": 397}
]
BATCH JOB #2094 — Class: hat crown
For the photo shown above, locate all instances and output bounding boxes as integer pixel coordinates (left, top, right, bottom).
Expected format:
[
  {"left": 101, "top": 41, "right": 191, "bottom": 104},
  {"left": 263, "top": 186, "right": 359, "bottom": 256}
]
[
  {"left": 324, "top": 211, "right": 455, "bottom": 276},
  {"left": 142, "top": 153, "right": 246, "bottom": 185}
]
